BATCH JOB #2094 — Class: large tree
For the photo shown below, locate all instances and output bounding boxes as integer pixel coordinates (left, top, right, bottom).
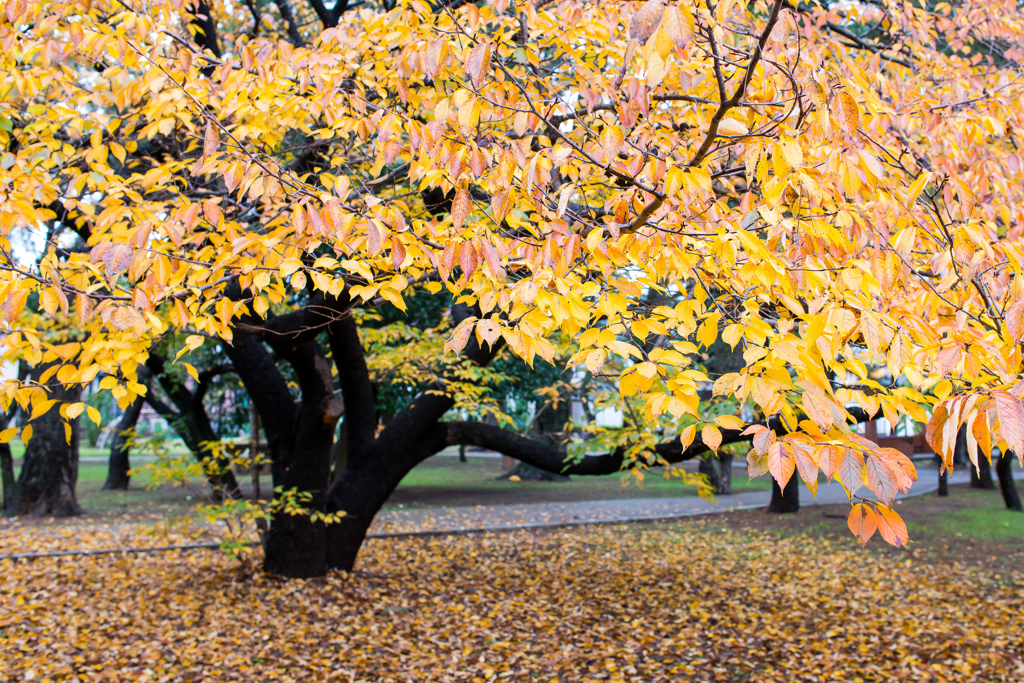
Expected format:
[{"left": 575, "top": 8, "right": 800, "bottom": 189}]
[{"left": 4, "top": 0, "right": 1024, "bottom": 575}]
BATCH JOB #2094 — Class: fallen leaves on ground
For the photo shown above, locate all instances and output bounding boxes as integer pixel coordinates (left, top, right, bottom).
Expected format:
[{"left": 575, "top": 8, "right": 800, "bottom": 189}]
[{"left": 1, "top": 521, "right": 1022, "bottom": 682}]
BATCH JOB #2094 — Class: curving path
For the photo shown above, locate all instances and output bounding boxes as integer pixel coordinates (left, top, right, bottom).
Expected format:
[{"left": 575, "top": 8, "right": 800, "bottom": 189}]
[{"left": 367, "top": 469, "right": 1022, "bottom": 538}]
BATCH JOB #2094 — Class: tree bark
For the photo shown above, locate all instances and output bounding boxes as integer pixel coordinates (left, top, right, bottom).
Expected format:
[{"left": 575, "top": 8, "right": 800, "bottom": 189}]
[
  {"left": 995, "top": 449, "right": 1022, "bottom": 512},
  {"left": 0, "top": 441, "right": 13, "bottom": 513},
  {"left": 699, "top": 451, "right": 733, "bottom": 495},
  {"left": 970, "top": 456, "right": 996, "bottom": 489},
  {"left": 957, "top": 425, "right": 995, "bottom": 489},
  {"left": 768, "top": 477, "right": 799, "bottom": 513},
  {"left": 6, "top": 365, "right": 82, "bottom": 517},
  {"left": 102, "top": 370, "right": 150, "bottom": 490},
  {"left": 937, "top": 468, "right": 948, "bottom": 497}
]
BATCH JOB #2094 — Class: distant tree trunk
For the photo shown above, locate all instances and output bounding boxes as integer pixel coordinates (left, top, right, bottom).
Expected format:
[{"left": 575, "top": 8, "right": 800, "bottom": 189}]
[
  {"left": 938, "top": 468, "right": 948, "bottom": 497},
  {"left": 102, "top": 375, "right": 149, "bottom": 490},
  {"left": 699, "top": 451, "right": 733, "bottom": 495},
  {"left": 768, "top": 477, "right": 799, "bottom": 513},
  {"left": 6, "top": 364, "right": 82, "bottom": 517},
  {"left": 970, "top": 454, "right": 996, "bottom": 489},
  {"left": 995, "top": 449, "right": 1022, "bottom": 512},
  {"left": 0, "top": 442, "right": 13, "bottom": 513},
  {"left": 718, "top": 451, "right": 733, "bottom": 495}
]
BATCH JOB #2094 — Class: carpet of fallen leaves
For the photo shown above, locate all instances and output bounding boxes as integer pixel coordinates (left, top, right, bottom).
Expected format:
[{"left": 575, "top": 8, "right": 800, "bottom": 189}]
[{"left": 1, "top": 520, "right": 1023, "bottom": 682}]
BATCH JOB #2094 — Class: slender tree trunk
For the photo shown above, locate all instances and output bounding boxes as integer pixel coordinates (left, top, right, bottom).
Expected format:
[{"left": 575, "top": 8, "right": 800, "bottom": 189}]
[
  {"left": 6, "top": 367, "right": 82, "bottom": 517},
  {"left": 995, "top": 449, "right": 1022, "bottom": 512},
  {"left": 102, "top": 391, "right": 146, "bottom": 490},
  {"left": 768, "top": 477, "right": 799, "bottom": 513},
  {"left": 0, "top": 442, "right": 13, "bottom": 513},
  {"left": 699, "top": 455, "right": 721, "bottom": 493},
  {"left": 970, "top": 453, "right": 996, "bottom": 489},
  {"left": 938, "top": 468, "right": 948, "bottom": 497},
  {"left": 718, "top": 450, "right": 733, "bottom": 495}
]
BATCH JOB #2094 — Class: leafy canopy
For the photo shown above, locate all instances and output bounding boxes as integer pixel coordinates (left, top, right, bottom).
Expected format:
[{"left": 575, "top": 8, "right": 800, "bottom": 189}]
[{"left": 3, "top": 0, "right": 1024, "bottom": 546}]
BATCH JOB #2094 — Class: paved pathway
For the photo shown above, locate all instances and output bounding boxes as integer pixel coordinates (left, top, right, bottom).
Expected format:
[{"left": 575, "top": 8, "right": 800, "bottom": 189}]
[{"left": 367, "top": 470, "right": 1020, "bottom": 537}]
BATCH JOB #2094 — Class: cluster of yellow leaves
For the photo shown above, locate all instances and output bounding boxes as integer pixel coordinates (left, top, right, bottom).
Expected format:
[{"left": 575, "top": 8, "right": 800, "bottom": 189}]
[
  {"left": 3, "top": 0, "right": 1024, "bottom": 546},
  {"left": 1, "top": 522, "right": 1023, "bottom": 681}
]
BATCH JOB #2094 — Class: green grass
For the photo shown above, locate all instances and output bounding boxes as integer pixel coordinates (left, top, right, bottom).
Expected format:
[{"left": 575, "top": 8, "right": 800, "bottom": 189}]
[{"left": 905, "top": 490, "right": 1024, "bottom": 543}]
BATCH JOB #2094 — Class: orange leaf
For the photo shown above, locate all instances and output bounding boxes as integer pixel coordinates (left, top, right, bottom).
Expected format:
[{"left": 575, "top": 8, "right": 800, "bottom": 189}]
[
  {"left": 994, "top": 390, "right": 1024, "bottom": 455},
  {"left": 834, "top": 91, "right": 859, "bottom": 136},
  {"left": 847, "top": 503, "right": 877, "bottom": 545},
  {"left": 834, "top": 448, "right": 865, "bottom": 496},
  {"left": 865, "top": 455, "right": 898, "bottom": 505},
  {"left": 451, "top": 189, "right": 472, "bottom": 230},
  {"left": 203, "top": 120, "right": 219, "bottom": 157},
  {"left": 102, "top": 244, "right": 132, "bottom": 276},
  {"left": 792, "top": 443, "right": 818, "bottom": 494},
  {"left": 766, "top": 441, "right": 795, "bottom": 489},
  {"left": 875, "top": 506, "right": 909, "bottom": 547},
  {"left": 629, "top": 0, "right": 667, "bottom": 43},
  {"left": 463, "top": 42, "right": 492, "bottom": 88}
]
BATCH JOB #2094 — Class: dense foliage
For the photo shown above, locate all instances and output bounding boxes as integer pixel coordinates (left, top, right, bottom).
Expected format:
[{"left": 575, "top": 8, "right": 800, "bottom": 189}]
[{"left": 3, "top": 0, "right": 1024, "bottom": 560}]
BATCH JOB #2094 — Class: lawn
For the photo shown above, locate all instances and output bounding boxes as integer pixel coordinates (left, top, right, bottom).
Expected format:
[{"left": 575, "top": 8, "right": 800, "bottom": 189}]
[{"left": 9, "top": 452, "right": 772, "bottom": 520}]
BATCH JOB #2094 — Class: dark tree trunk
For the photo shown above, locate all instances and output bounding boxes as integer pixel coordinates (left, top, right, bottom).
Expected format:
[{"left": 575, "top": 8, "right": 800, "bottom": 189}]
[
  {"left": 102, "top": 385, "right": 148, "bottom": 490},
  {"left": 995, "top": 449, "right": 1022, "bottom": 512},
  {"left": 6, "top": 366, "right": 82, "bottom": 517},
  {"left": 718, "top": 450, "right": 733, "bottom": 495},
  {"left": 956, "top": 425, "right": 995, "bottom": 489},
  {"left": 768, "top": 477, "right": 799, "bottom": 513},
  {"left": 699, "top": 456, "right": 720, "bottom": 493},
  {"left": 938, "top": 468, "right": 948, "bottom": 497},
  {"left": 970, "top": 453, "right": 996, "bottom": 489},
  {"left": 262, "top": 411, "right": 337, "bottom": 578},
  {"left": 699, "top": 451, "right": 733, "bottom": 495},
  {"left": 0, "top": 441, "right": 13, "bottom": 513}
]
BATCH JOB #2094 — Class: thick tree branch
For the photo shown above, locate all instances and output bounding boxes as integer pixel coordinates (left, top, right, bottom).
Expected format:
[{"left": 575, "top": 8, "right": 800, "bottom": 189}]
[
  {"left": 443, "top": 408, "right": 875, "bottom": 476},
  {"left": 328, "top": 314, "right": 377, "bottom": 456}
]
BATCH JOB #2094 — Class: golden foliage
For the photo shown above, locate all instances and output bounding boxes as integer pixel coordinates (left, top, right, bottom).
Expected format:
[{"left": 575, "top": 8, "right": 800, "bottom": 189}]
[{"left": 4, "top": 0, "right": 1024, "bottom": 547}]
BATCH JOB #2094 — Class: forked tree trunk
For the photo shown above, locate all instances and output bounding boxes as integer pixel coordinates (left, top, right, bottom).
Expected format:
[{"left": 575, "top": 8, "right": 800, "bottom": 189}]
[
  {"left": 995, "top": 449, "right": 1022, "bottom": 512},
  {"left": 6, "top": 368, "right": 82, "bottom": 517},
  {"left": 768, "top": 477, "right": 799, "bottom": 513}
]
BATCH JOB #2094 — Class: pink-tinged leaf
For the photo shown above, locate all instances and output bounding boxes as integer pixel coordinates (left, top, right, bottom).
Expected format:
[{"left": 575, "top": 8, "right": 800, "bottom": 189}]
[
  {"left": 451, "top": 188, "right": 472, "bottom": 230},
  {"left": 444, "top": 317, "right": 477, "bottom": 354},
  {"left": 476, "top": 318, "right": 500, "bottom": 348},
  {"left": 865, "top": 455, "right": 899, "bottom": 505},
  {"left": 6, "top": 0, "right": 27, "bottom": 24},
  {"left": 660, "top": 2, "right": 694, "bottom": 48},
  {"left": 815, "top": 445, "right": 843, "bottom": 480},
  {"left": 629, "top": 0, "right": 667, "bottom": 43},
  {"left": 767, "top": 441, "right": 795, "bottom": 489},
  {"left": 835, "top": 448, "right": 865, "bottom": 497},
  {"left": 102, "top": 243, "right": 132, "bottom": 276},
  {"left": 792, "top": 443, "right": 818, "bottom": 495},
  {"left": 203, "top": 120, "right": 219, "bottom": 157},
  {"left": 463, "top": 42, "right": 492, "bottom": 88},
  {"left": 425, "top": 38, "right": 446, "bottom": 79},
  {"left": 750, "top": 427, "right": 775, "bottom": 457},
  {"left": 848, "top": 503, "right": 877, "bottom": 545},
  {"left": 875, "top": 506, "right": 909, "bottom": 547},
  {"left": 874, "top": 447, "right": 916, "bottom": 492},
  {"left": 747, "top": 448, "right": 769, "bottom": 478},
  {"left": 994, "top": 390, "right": 1024, "bottom": 456},
  {"left": 391, "top": 236, "right": 407, "bottom": 270}
]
